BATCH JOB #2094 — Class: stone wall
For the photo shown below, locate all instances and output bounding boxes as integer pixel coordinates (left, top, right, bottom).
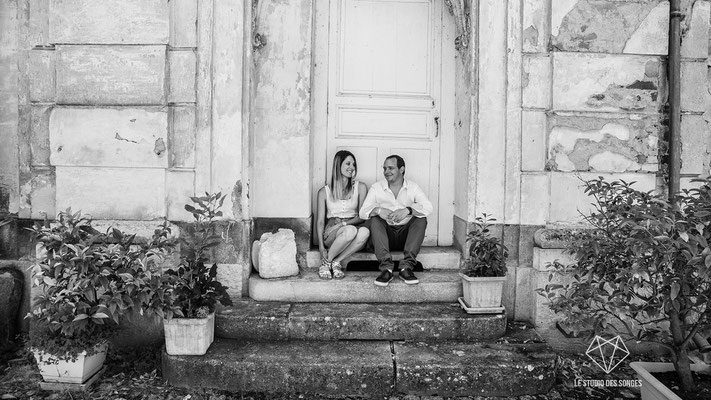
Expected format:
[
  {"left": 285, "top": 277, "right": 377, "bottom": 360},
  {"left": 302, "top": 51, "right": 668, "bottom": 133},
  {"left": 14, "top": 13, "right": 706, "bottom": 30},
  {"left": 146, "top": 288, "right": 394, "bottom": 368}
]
[
  {"left": 1, "top": 1, "right": 253, "bottom": 346},
  {"left": 520, "top": 0, "right": 711, "bottom": 332},
  {"left": 521, "top": 0, "right": 710, "bottom": 228},
  {"left": 0, "top": 0, "right": 19, "bottom": 216}
]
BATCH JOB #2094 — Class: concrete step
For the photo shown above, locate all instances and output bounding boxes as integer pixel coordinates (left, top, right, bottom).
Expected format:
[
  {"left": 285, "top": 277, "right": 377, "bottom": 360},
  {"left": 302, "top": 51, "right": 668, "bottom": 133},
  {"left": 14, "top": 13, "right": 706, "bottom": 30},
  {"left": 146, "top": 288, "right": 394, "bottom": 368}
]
[
  {"left": 216, "top": 300, "right": 507, "bottom": 341},
  {"left": 249, "top": 270, "right": 462, "bottom": 303},
  {"left": 305, "top": 246, "right": 461, "bottom": 270},
  {"left": 162, "top": 337, "right": 557, "bottom": 397}
]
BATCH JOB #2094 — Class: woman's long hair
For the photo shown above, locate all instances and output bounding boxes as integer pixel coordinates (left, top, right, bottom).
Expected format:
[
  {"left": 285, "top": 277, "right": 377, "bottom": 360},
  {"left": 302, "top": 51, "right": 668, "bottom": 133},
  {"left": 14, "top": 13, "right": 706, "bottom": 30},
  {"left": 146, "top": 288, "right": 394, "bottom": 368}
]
[{"left": 330, "top": 150, "right": 357, "bottom": 200}]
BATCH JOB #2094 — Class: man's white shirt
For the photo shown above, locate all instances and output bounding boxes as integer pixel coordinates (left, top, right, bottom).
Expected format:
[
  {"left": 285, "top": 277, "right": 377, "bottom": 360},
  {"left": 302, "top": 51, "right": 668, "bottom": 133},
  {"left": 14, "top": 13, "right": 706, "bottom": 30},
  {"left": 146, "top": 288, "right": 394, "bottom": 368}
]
[{"left": 359, "top": 179, "right": 433, "bottom": 226}]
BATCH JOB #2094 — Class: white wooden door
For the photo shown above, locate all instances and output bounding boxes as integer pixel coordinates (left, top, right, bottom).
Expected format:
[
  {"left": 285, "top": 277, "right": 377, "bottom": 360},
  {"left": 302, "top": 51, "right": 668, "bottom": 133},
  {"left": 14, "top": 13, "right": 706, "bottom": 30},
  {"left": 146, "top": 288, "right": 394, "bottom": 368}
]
[{"left": 325, "top": 0, "right": 447, "bottom": 246}]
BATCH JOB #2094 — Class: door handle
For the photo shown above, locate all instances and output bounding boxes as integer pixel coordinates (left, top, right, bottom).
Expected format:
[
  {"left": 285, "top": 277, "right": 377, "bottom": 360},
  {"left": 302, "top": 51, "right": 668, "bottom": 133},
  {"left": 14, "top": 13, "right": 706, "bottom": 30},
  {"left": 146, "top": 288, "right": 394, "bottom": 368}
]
[{"left": 434, "top": 116, "right": 440, "bottom": 137}]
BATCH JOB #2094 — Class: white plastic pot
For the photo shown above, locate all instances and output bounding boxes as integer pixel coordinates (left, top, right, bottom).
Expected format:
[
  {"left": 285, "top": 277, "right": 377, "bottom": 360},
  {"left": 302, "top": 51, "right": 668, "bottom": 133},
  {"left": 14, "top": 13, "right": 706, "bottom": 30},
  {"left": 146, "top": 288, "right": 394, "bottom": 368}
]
[
  {"left": 32, "top": 342, "right": 108, "bottom": 384},
  {"left": 459, "top": 273, "right": 505, "bottom": 308},
  {"left": 631, "top": 361, "right": 711, "bottom": 400},
  {"left": 163, "top": 312, "right": 215, "bottom": 355}
]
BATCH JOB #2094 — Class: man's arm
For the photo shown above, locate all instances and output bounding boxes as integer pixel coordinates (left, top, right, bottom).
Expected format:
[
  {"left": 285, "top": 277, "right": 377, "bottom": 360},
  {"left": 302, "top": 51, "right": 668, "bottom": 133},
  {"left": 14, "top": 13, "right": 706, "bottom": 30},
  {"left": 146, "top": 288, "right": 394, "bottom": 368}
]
[
  {"left": 359, "top": 185, "right": 378, "bottom": 220},
  {"left": 409, "top": 182, "right": 433, "bottom": 217}
]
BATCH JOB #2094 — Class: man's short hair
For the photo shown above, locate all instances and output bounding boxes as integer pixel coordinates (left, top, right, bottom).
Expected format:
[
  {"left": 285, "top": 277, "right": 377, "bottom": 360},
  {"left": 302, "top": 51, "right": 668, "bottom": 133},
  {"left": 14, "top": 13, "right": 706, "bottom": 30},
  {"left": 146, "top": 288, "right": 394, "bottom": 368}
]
[{"left": 385, "top": 155, "right": 405, "bottom": 170}]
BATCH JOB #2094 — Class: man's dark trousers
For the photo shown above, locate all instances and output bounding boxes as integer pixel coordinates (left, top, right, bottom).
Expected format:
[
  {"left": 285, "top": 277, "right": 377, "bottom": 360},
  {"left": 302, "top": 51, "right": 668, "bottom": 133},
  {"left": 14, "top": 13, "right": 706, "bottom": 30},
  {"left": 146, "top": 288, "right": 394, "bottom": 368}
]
[{"left": 368, "top": 216, "right": 427, "bottom": 272}]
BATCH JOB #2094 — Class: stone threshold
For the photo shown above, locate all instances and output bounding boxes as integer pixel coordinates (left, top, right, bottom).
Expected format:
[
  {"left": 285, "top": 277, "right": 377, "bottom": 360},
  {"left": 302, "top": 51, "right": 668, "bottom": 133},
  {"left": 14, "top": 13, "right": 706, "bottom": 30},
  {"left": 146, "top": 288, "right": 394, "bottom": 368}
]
[
  {"left": 249, "top": 270, "right": 462, "bottom": 303},
  {"left": 304, "top": 246, "right": 462, "bottom": 270}
]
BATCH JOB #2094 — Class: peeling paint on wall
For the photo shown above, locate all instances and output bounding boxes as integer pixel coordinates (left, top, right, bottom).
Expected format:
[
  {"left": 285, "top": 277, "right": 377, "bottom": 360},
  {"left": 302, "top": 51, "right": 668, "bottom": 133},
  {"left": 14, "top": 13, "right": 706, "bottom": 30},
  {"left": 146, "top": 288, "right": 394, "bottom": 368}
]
[
  {"left": 153, "top": 138, "right": 166, "bottom": 156},
  {"left": 547, "top": 114, "right": 660, "bottom": 173},
  {"left": 586, "top": 79, "right": 658, "bottom": 111},
  {"left": 232, "top": 180, "right": 243, "bottom": 218},
  {"left": 552, "top": 0, "right": 664, "bottom": 53},
  {"left": 523, "top": 25, "right": 539, "bottom": 48}
]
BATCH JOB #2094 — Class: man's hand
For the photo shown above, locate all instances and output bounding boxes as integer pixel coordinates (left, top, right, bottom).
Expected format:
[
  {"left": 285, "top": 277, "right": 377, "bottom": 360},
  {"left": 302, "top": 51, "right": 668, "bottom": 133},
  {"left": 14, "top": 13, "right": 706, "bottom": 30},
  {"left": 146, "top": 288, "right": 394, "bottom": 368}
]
[
  {"left": 376, "top": 207, "right": 393, "bottom": 220},
  {"left": 388, "top": 208, "right": 410, "bottom": 224}
]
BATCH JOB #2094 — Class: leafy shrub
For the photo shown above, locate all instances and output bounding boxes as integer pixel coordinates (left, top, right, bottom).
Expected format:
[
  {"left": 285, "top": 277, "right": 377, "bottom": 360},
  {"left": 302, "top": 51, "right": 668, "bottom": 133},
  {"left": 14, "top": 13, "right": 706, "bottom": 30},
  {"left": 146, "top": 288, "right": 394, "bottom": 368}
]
[
  {"left": 537, "top": 177, "right": 711, "bottom": 393},
  {"left": 28, "top": 209, "right": 172, "bottom": 361},
  {"left": 143, "top": 193, "right": 232, "bottom": 320},
  {"left": 461, "top": 214, "right": 508, "bottom": 277}
]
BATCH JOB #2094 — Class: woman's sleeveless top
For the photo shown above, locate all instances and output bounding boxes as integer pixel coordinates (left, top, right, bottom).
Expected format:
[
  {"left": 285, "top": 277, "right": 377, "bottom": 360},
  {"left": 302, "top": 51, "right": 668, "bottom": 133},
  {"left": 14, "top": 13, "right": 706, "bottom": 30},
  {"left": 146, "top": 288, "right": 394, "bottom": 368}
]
[{"left": 325, "top": 182, "right": 359, "bottom": 219}]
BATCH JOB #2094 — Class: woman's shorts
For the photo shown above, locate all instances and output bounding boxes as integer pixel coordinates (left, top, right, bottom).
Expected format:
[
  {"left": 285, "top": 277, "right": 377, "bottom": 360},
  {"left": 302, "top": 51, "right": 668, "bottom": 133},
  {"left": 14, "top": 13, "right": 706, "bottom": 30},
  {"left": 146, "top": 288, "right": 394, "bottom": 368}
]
[{"left": 323, "top": 217, "right": 361, "bottom": 247}]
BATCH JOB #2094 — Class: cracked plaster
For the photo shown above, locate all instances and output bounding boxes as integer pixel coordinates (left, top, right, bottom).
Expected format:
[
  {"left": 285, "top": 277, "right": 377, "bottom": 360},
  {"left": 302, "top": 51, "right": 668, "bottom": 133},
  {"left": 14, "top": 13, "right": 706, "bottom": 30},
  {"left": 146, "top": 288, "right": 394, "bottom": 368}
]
[{"left": 547, "top": 115, "right": 660, "bottom": 173}]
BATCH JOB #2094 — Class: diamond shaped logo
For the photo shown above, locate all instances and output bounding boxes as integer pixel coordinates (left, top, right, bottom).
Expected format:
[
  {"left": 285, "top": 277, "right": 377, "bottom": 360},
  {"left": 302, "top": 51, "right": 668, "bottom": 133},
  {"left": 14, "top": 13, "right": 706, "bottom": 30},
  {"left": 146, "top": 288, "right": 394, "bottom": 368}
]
[{"left": 585, "top": 335, "right": 630, "bottom": 374}]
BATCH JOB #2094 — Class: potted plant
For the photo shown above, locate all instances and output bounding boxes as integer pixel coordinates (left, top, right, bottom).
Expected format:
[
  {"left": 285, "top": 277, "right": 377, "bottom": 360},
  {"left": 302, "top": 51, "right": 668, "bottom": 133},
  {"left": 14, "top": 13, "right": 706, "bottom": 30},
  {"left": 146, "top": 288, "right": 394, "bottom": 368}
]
[
  {"left": 143, "top": 193, "right": 233, "bottom": 356},
  {"left": 458, "top": 214, "right": 508, "bottom": 313},
  {"left": 28, "top": 209, "right": 171, "bottom": 384},
  {"left": 538, "top": 177, "right": 711, "bottom": 398}
]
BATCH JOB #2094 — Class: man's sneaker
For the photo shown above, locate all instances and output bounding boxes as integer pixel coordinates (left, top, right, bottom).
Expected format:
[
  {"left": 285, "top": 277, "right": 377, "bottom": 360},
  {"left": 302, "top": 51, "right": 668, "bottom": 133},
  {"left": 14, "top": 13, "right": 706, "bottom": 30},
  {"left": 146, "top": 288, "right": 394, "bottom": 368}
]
[
  {"left": 399, "top": 268, "right": 419, "bottom": 285},
  {"left": 374, "top": 270, "right": 393, "bottom": 287}
]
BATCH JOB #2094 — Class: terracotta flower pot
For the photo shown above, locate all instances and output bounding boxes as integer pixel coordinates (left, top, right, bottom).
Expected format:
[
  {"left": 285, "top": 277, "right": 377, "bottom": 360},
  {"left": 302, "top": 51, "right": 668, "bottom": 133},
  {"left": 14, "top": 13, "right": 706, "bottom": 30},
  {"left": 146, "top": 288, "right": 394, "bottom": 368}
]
[
  {"left": 32, "top": 342, "right": 108, "bottom": 384},
  {"left": 163, "top": 313, "right": 215, "bottom": 355}
]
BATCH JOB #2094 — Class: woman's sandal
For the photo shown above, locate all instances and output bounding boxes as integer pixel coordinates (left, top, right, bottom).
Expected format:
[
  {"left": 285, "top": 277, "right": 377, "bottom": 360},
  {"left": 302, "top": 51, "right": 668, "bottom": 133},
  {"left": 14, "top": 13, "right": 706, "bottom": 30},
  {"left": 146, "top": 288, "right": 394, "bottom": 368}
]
[
  {"left": 331, "top": 261, "right": 345, "bottom": 279},
  {"left": 318, "top": 258, "right": 332, "bottom": 279}
]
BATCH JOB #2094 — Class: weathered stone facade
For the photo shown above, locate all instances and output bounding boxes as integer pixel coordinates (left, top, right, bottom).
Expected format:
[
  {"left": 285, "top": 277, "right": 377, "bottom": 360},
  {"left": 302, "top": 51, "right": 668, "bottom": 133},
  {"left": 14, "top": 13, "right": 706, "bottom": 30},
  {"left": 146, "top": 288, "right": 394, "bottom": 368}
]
[{"left": 1, "top": 0, "right": 710, "bottom": 334}]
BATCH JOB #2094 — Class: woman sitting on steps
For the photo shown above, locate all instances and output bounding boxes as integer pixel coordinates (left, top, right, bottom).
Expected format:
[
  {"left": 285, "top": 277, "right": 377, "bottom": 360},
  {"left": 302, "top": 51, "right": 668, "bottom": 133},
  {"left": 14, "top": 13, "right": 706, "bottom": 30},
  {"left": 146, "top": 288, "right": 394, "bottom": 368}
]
[{"left": 316, "top": 150, "right": 370, "bottom": 279}]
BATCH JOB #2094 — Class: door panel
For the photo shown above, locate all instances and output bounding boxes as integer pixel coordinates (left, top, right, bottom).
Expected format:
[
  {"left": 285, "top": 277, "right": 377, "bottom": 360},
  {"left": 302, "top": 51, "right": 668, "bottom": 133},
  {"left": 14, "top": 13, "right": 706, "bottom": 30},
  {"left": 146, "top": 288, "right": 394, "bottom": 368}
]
[
  {"left": 328, "top": 0, "right": 442, "bottom": 245},
  {"left": 340, "top": 0, "right": 432, "bottom": 96}
]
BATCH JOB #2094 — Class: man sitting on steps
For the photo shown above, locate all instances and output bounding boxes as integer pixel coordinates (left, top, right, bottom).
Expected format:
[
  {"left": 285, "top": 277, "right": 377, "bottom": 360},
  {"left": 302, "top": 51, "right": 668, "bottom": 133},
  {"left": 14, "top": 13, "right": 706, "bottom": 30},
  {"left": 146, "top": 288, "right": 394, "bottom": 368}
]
[{"left": 359, "top": 155, "right": 433, "bottom": 287}]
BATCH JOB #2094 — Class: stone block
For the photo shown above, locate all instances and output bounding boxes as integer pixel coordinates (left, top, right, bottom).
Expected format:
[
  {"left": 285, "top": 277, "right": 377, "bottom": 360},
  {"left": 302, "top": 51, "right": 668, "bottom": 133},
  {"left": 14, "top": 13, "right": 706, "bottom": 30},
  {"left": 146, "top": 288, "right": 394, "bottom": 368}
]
[
  {"left": 55, "top": 166, "right": 165, "bottom": 219},
  {"left": 553, "top": 53, "right": 662, "bottom": 113},
  {"left": 552, "top": 1, "right": 666, "bottom": 54},
  {"left": 56, "top": 45, "right": 166, "bottom": 105},
  {"left": 163, "top": 340, "right": 394, "bottom": 396},
  {"left": 520, "top": 174, "right": 549, "bottom": 225},
  {"left": 681, "top": 61, "right": 708, "bottom": 113},
  {"left": 168, "top": 51, "right": 196, "bottom": 103},
  {"left": 49, "top": 107, "right": 168, "bottom": 168},
  {"left": 215, "top": 263, "right": 246, "bottom": 301},
  {"left": 532, "top": 248, "right": 578, "bottom": 345},
  {"left": 522, "top": 0, "right": 549, "bottom": 53},
  {"left": 286, "top": 303, "right": 506, "bottom": 341},
  {"left": 547, "top": 112, "right": 660, "bottom": 173},
  {"left": 522, "top": 55, "right": 550, "bottom": 109},
  {"left": 521, "top": 111, "right": 546, "bottom": 171},
  {"left": 254, "top": 217, "right": 312, "bottom": 267},
  {"left": 623, "top": 2, "right": 668, "bottom": 55},
  {"left": 514, "top": 266, "right": 533, "bottom": 322},
  {"left": 215, "top": 300, "right": 291, "bottom": 341},
  {"left": 166, "top": 169, "right": 194, "bottom": 221},
  {"left": 28, "top": 50, "right": 55, "bottom": 102},
  {"left": 548, "top": 172, "right": 656, "bottom": 225},
  {"left": 169, "top": 106, "right": 196, "bottom": 168},
  {"left": 90, "top": 220, "right": 179, "bottom": 241},
  {"left": 681, "top": 114, "right": 711, "bottom": 175},
  {"left": 170, "top": 0, "right": 198, "bottom": 47},
  {"left": 256, "top": 229, "right": 299, "bottom": 279},
  {"left": 29, "top": 0, "right": 50, "bottom": 47},
  {"left": 395, "top": 341, "right": 556, "bottom": 396},
  {"left": 30, "top": 105, "right": 51, "bottom": 166},
  {"left": 681, "top": 1, "right": 710, "bottom": 59},
  {"left": 0, "top": 267, "right": 23, "bottom": 349},
  {"left": 49, "top": 0, "right": 169, "bottom": 44},
  {"left": 19, "top": 168, "right": 55, "bottom": 219}
]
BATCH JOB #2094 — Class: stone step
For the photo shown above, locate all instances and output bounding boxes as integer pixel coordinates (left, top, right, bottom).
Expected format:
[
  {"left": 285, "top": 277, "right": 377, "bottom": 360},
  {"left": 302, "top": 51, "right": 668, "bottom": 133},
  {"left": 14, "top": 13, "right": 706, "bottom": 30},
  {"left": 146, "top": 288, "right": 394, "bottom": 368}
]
[
  {"left": 216, "top": 300, "right": 506, "bottom": 341},
  {"left": 162, "top": 337, "right": 557, "bottom": 397},
  {"left": 248, "top": 270, "right": 462, "bottom": 303},
  {"left": 305, "top": 246, "right": 461, "bottom": 270}
]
